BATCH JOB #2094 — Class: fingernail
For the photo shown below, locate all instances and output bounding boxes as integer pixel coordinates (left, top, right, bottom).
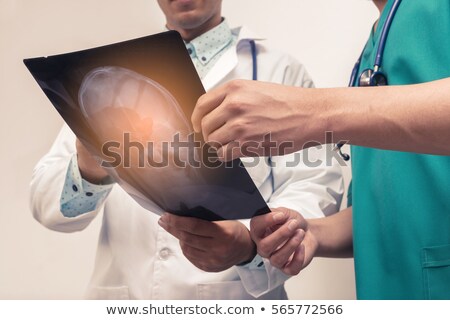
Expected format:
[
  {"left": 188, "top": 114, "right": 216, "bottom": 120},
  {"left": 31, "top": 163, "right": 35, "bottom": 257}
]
[
  {"left": 298, "top": 229, "right": 305, "bottom": 239},
  {"left": 294, "top": 229, "right": 305, "bottom": 242},
  {"left": 288, "top": 219, "right": 300, "bottom": 231},
  {"left": 272, "top": 212, "right": 285, "bottom": 222}
]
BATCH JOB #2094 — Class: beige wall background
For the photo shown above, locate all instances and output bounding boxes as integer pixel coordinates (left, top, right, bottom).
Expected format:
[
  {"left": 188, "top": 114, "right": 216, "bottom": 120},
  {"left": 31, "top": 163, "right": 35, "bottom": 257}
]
[{"left": 0, "top": 0, "right": 377, "bottom": 299}]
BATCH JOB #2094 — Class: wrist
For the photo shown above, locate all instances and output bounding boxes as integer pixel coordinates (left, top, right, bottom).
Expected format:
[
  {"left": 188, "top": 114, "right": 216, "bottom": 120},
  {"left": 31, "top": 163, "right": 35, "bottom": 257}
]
[
  {"left": 310, "top": 88, "right": 341, "bottom": 143},
  {"left": 306, "top": 218, "right": 323, "bottom": 257},
  {"left": 237, "top": 229, "right": 257, "bottom": 266},
  {"left": 320, "top": 86, "right": 374, "bottom": 144},
  {"left": 290, "top": 87, "right": 332, "bottom": 146},
  {"left": 78, "top": 157, "right": 109, "bottom": 184},
  {"left": 76, "top": 139, "right": 109, "bottom": 184}
]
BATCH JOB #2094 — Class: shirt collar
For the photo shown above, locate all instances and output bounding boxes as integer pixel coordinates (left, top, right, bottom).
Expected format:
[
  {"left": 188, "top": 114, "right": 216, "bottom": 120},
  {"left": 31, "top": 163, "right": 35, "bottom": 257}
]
[{"left": 185, "top": 19, "right": 233, "bottom": 66}]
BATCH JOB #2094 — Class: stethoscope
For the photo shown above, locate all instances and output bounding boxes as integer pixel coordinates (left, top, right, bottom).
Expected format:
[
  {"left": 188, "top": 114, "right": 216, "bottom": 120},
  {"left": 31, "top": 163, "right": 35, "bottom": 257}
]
[
  {"left": 336, "top": 0, "right": 402, "bottom": 161},
  {"left": 249, "top": 39, "right": 258, "bottom": 81}
]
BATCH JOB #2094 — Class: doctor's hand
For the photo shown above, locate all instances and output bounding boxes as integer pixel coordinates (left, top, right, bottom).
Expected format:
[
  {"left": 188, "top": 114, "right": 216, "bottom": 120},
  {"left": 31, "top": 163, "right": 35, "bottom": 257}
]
[
  {"left": 158, "top": 213, "right": 256, "bottom": 272},
  {"left": 192, "top": 80, "right": 323, "bottom": 161},
  {"left": 250, "top": 207, "right": 317, "bottom": 276},
  {"left": 76, "top": 139, "right": 109, "bottom": 184}
]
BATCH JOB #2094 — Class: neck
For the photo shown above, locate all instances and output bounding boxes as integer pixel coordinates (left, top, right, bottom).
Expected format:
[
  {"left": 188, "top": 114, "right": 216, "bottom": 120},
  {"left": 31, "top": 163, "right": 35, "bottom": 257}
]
[
  {"left": 167, "top": 14, "right": 222, "bottom": 42},
  {"left": 373, "top": 0, "right": 388, "bottom": 13},
  {"left": 373, "top": 0, "right": 388, "bottom": 32}
]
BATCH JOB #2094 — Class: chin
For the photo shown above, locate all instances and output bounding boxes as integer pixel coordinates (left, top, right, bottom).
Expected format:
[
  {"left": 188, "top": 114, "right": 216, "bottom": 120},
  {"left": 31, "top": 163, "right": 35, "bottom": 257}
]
[{"left": 173, "top": 13, "right": 207, "bottom": 29}]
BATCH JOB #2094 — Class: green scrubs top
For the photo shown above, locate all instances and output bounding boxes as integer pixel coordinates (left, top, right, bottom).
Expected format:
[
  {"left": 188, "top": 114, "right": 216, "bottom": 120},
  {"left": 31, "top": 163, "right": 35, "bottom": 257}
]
[{"left": 350, "top": 0, "right": 450, "bottom": 299}]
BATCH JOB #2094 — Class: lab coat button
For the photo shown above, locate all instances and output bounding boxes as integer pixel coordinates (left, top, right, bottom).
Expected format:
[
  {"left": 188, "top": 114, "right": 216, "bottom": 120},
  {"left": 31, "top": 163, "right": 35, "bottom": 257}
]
[
  {"left": 159, "top": 248, "right": 171, "bottom": 260},
  {"left": 72, "top": 185, "right": 78, "bottom": 192}
]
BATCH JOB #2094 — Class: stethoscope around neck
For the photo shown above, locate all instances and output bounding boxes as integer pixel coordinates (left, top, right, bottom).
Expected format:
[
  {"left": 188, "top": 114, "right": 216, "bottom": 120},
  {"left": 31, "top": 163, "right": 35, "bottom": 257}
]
[
  {"left": 336, "top": 0, "right": 402, "bottom": 161},
  {"left": 249, "top": 39, "right": 258, "bottom": 81}
]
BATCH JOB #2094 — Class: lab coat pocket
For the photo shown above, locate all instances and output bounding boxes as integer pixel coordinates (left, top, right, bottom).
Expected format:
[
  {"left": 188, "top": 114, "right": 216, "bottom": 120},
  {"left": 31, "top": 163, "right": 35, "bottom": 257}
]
[
  {"left": 85, "top": 286, "right": 130, "bottom": 300},
  {"left": 197, "top": 281, "right": 254, "bottom": 300},
  {"left": 422, "top": 244, "right": 450, "bottom": 299}
]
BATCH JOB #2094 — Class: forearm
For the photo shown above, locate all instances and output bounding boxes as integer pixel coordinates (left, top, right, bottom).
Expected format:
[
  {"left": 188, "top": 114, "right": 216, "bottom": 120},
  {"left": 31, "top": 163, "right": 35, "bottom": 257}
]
[
  {"left": 311, "top": 78, "right": 450, "bottom": 155},
  {"left": 308, "top": 207, "right": 353, "bottom": 258}
]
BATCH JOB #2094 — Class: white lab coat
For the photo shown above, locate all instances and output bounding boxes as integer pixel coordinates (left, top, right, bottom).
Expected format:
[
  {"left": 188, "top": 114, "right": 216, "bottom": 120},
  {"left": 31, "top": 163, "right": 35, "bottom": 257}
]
[{"left": 30, "top": 26, "right": 344, "bottom": 300}]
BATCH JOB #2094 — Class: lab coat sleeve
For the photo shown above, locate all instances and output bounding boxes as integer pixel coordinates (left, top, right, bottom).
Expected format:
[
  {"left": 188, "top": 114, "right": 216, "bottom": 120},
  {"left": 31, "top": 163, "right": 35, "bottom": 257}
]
[
  {"left": 237, "top": 150, "right": 344, "bottom": 298},
  {"left": 60, "top": 154, "right": 113, "bottom": 217},
  {"left": 282, "top": 53, "right": 315, "bottom": 89},
  {"left": 237, "top": 218, "right": 290, "bottom": 297},
  {"left": 30, "top": 124, "right": 109, "bottom": 232},
  {"left": 236, "top": 54, "right": 344, "bottom": 298}
]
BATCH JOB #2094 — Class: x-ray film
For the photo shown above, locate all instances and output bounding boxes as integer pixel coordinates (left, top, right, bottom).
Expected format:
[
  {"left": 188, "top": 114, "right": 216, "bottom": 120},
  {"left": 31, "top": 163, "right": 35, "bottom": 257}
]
[{"left": 24, "top": 31, "right": 270, "bottom": 220}]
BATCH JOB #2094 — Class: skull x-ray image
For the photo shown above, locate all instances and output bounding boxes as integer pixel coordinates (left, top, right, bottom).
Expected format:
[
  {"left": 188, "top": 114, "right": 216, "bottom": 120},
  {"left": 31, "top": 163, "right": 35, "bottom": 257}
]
[
  {"left": 79, "top": 66, "right": 192, "bottom": 149},
  {"left": 24, "top": 31, "right": 270, "bottom": 220}
]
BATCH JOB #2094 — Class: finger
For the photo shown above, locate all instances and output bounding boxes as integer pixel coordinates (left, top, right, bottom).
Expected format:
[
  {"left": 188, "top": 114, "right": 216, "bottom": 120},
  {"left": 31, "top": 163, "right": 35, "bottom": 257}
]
[
  {"left": 250, "top": 211, "right": 289, "bottom": 240},
  {"left": 269, "top": 229, "right": 305, "bottom": 269},
  {"left": 257, "top": 219, "right": 300, "bottom": 258},
  {"left": 180, "top": 242, "right": 230, "bottom": 273},
  {"left": 215, "top": 141, "right": 244, "bottom": 162},
  {"left": 205, "top": 114, "right": 239, "bottom": 143},
  {"left": 204, "top": 130, "right": 236, "bottom": 160},
  {"left": 200, "top": 103, "right": 229, "bottom": 141},
  {"left": 192, "top": 88, "right": 227, "bottom": 133},
  {"left": 176, "top": 230, "right": 213, "bottom": 251},
  {"left": 179, "top": 243, "right": 212, "bottom": 272},
  {"left": 158, "top": 215, "right": 190, "bottom": 239},
  {"left": 159, "top": 220, "right": 211, "bottom": 251},
  {"left": 179, "top": 241, "right": 208, "bottom": 259},
  {"left": 214, "top": 134, "right": 269, "bottom": 160},
  {"left": 159, "top": 213, "right": 215, "bottom": 237},
  {"left": 158, "top": 217, "right": 183, "bottom": 239},
  {"left": 282, "top": 243, "right": 306, "bottom": 276}
]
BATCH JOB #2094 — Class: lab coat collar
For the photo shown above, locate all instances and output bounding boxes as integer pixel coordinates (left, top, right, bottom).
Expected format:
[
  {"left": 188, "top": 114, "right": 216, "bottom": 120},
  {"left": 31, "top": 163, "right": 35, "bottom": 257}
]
[
  {"left": 234, "top": 26, "right": 265, "bottom": 42},
  {"left": 202, "top": 26, "right": 266, "bottom": 91}
]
